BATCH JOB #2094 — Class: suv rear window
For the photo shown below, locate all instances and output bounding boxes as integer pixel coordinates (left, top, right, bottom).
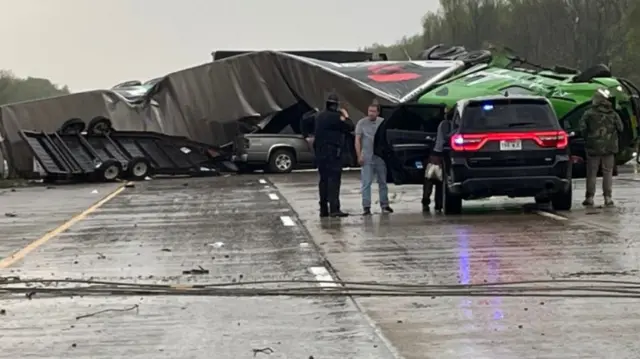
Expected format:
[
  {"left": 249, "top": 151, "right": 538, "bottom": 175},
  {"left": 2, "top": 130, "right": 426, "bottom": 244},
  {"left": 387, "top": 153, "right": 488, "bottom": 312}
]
[
  {"left": 461, "top": 99, "right": 558, "bottom": 132},
  {"left": 380, "top": 105, "right": 445, "bottom": 133}
]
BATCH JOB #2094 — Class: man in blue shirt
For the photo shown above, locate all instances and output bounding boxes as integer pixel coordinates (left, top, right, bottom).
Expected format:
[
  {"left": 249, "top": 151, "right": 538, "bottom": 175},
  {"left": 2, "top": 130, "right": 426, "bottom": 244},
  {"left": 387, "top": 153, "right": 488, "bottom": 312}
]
[{"left": 355, "top": 101, "right": 394, "bottom": 215}]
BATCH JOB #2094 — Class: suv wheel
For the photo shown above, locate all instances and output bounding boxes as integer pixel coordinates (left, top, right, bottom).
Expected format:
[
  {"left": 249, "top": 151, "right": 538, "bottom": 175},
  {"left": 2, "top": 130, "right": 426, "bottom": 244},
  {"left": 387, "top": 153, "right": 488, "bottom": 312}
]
[
  {"left": 551, "top": 181, "right": 573, "bottom": 211},
  {"left": 442, "top": 180, "right": 462, "bottom": 215},
  {"left": 268, "top": 149, "right": 296, "bottom": 174}
]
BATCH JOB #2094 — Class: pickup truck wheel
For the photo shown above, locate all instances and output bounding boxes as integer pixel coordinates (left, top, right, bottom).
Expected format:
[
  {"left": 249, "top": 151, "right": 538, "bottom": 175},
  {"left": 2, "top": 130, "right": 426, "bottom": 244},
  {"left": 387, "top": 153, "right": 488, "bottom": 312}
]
[
  {"left": 442, "top": 180, "right": 462, "bottom": 215},
  {"left": 551, "top": 181, "right": 573, "bottom": 211},
  {"left": 268, "top": 149, "right": 295, "bottom": 173}
]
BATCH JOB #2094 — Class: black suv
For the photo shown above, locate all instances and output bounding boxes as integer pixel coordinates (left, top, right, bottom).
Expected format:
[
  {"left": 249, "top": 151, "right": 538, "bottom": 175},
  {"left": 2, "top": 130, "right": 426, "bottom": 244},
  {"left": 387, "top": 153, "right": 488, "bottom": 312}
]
[{"left": 374, "top": 95, "right": 572, "bottom": 214}]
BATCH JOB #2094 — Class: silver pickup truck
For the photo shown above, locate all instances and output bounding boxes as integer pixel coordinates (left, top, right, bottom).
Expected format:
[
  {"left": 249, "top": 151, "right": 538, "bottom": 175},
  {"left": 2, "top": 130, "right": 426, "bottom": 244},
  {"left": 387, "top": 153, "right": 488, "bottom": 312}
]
[
  {"left": 232, "top": 133, "right": 357, "bottom": 173},
  {"left": 232, "top": 134, "right": 315, "bottom": 173}
]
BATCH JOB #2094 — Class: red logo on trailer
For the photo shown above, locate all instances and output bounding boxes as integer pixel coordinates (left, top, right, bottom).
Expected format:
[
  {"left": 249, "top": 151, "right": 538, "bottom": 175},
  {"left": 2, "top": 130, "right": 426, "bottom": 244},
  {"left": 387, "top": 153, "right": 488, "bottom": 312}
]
[{"left": 367, "top": 64, "right": 421, "bottom": 82}]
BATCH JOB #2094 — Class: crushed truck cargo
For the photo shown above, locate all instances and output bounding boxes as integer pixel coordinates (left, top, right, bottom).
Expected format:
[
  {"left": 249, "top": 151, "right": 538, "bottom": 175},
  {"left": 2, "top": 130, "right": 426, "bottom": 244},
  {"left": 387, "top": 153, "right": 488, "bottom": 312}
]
[
  {"left": 1, "top": 48, "right": 638, "bottom": 179},
  {"left": 0, "top": 51, "right": 465, "bottom": 178}
]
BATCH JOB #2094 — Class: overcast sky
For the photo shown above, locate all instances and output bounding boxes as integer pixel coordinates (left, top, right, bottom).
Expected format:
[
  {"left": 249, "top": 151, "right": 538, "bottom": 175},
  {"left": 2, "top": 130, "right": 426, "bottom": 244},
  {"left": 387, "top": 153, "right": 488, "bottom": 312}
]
[{"left": 0, "top": 0, "right": 440, "bottom": 92}]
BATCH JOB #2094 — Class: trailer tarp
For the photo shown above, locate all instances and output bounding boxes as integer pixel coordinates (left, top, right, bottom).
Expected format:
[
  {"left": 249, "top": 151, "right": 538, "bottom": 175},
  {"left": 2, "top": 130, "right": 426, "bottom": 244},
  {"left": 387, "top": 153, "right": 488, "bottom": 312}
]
[{"left": 0, "top": 51, "right": 463, "bottom": 175}]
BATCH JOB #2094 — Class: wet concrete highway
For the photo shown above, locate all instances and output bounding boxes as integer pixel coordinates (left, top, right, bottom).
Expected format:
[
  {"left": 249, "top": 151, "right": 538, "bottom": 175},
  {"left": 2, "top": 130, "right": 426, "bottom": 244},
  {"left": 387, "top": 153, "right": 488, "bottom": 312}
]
[
  {"left": 0, "top": 178, "right": 393, "bottom": 359},
  {"left": 274, "top": 171, "right": 640, "bottom": 359},
  {"left": 1, "top": 171, "right": 640, "bottom": 358},
  {"left": 0, "top": 183, "right": 122, "bottom": 259}
]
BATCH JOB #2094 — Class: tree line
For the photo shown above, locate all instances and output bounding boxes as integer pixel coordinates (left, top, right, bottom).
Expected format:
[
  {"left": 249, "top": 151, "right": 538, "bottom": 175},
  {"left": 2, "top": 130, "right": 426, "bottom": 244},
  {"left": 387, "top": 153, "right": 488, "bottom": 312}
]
[
  {"left": 0, "top": 70, "right": 69, "bottom": 107},
  {"left": 365, "top": 0, "right": 640, "bottom": 84}
]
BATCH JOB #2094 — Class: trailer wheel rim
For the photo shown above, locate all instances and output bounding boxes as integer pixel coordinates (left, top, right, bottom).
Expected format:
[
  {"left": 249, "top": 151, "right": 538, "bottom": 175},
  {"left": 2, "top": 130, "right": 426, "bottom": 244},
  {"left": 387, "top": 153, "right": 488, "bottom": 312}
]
[
  {"left": 132, "top": 162, "right": 148, "bottom": 177},
  {"left": 94, "top": 122, "right": 110, "bottom": 134},
  {"left": 104, "top": 165, "right": 119, "bottom": 180},
  {"left": 275, "top": 154, "right": 292, "bottom": 171}
]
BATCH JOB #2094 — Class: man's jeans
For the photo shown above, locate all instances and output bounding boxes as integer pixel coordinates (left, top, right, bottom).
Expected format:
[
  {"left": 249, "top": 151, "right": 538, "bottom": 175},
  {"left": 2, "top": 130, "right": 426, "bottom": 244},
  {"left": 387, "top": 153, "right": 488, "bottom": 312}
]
[{"left": 361, "top": 156, "right": 389, "bottom": 208}]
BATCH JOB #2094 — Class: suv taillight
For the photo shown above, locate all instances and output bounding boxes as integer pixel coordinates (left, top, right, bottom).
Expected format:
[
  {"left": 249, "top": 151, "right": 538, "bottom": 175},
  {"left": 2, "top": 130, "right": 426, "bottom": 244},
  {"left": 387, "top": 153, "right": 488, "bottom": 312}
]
[
  {"left": 534, "top": 131, "right": 568, "bottom": 148},
  {"left": 450, "top": 131, "right": 568, "bottom": 152}
]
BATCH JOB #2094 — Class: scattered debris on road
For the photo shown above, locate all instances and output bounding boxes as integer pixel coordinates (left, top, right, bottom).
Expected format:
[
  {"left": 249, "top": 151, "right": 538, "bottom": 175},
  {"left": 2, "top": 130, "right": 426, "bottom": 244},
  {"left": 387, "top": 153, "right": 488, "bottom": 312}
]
[
  {"left": 75, "top": 304, "right": 139, "bottom": 320},
  {"left": 182, "top": 266, "right": 209, "bottom": 275},
  {"left": 252, "top": 347, "right": 274, "bottom": 357}
]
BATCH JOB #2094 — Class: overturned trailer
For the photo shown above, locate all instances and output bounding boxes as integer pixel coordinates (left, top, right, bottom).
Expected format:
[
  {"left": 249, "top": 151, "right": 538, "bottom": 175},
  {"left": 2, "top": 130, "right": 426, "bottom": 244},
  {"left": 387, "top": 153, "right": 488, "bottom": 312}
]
[{"left": 21, "top": 117, "right": 235, "bottom": 183}]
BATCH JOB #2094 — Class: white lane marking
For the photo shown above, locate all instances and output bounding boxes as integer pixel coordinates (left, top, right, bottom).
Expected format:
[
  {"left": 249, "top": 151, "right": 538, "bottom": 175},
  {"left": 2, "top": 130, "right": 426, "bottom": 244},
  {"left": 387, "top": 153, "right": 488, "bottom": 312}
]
[
  {"left": 299, "top": 242, "right": 310, "bottom": 248},
  {"left": 268, "top": 193, "right": 279, "bottom": 200},
  {"left": 308, "top": 266, "right": 338, "bottom": 287},
  {"left": 535, "top": 210, "right": 567, "bottom": 221},
  {"left": 258, "top": 179, "right": 267, "bottom": 184},
  {"left": 280, "top": 216, "right": 295, "bottom": 226}
]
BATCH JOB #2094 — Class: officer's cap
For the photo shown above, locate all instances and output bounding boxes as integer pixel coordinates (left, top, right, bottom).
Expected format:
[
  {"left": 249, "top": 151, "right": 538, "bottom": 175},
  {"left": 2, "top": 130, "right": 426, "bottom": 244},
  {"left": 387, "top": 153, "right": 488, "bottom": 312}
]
[{"left": 326, "top": 93, "right": 340, "bottom": 104}]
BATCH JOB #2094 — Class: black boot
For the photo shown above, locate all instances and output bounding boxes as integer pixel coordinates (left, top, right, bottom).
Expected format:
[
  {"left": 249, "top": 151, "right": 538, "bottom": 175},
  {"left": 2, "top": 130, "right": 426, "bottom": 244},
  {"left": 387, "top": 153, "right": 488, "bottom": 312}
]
[
  {"left": 422, "top": 198, "right": 430, "bottom": 212},
  {"left": 319, "top": 202, "right": 329, "bottom": 218},
  {"left": 330, "top": 211, "right": 349, "bottom": 217},
  {"left": 330, "top": 206, "right": 349, "bottom": 217}
]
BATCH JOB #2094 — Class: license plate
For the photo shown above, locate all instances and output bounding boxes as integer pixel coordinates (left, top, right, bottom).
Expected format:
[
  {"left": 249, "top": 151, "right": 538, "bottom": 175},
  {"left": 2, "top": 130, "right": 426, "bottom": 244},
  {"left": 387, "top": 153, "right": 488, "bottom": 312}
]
[{"left": 499, "top": 139, "right": 522, "bottom": 151}]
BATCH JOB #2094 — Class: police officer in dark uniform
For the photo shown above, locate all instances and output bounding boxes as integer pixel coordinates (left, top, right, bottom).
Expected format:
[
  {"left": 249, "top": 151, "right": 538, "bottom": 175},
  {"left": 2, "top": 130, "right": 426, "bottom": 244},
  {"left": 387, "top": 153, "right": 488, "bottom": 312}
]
[{"left": 312, "top": 93, "right": 354, "bottom": 217}]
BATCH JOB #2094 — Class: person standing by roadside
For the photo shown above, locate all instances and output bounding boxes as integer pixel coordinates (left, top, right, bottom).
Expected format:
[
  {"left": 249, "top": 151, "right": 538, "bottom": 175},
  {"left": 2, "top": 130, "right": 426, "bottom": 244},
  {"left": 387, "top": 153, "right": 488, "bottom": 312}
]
[
  {"left": 355, "top": 100, "right": 393, "bottom": 215},
  {"left": 314, "top": 94, "right": 353, "bottom": 218},
  {"left": 422, "top": 117, "right": 451, "bottom": 212},
  {"left": 578, "top": 88, "right": 623, "bottom": 207}
]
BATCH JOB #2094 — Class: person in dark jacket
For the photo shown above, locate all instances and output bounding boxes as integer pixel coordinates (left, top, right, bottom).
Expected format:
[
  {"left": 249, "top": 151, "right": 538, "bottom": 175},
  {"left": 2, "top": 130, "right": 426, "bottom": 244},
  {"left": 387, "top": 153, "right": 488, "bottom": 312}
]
[
  {"left": 578, "top": 89, "right": 624, "bottom": 207},
  {"left": 422, "top": 119, "right": 450, "bottom": 212},
  {"left": 314, "top": 93, "right": 354, "bottom": 217},
  {"left": 422, "top": 107, "right": 454, "bottom": 212}
]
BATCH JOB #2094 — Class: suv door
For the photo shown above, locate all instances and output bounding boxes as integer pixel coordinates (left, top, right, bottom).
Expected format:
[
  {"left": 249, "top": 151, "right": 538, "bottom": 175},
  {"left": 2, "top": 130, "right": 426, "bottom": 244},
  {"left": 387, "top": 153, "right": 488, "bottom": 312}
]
[
  {"left": 374, "top": 103, "right": 446, "bottom": 184},
  {"left": 559, "top": 103, "right": 588, "bottom": 165}
]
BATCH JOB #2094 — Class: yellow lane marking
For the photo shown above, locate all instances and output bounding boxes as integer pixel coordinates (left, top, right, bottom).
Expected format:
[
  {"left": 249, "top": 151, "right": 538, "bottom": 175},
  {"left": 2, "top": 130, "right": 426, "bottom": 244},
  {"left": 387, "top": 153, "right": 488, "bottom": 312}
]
[{"left": 0, "top": 184, "right": 128, "bottom": 269}]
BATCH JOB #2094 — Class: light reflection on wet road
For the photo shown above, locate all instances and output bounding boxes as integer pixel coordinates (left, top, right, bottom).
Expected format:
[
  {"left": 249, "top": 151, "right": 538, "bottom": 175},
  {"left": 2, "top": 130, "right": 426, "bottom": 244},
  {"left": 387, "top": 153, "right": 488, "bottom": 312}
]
[
  {"left": 0, "top": 170, "right": 640, "bottom": 358},
  {"left": 275, "top": 171, "right": 640, "bottom": 359}
]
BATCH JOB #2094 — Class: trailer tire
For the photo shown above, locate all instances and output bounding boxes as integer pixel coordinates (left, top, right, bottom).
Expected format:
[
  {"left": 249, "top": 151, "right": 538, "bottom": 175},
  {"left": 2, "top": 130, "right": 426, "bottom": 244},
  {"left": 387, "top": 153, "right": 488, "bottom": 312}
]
[
  {"left": 95, "top": 160, "right": 122, "bottom": 182},
  {"left": 125, "top": 157, "right": 152, "bottom": 180},
  {"left": 572, "top": 64, "right": 612, "bottom": 83},
  {"left": 58, "top": 118, "right": 86, "bottom": 135},
  {"left": 87, "top": 116, "right": 113, "bottom": 136},
  {"left": 457, "top": 50, "right": 492, "bottom": 65}
]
